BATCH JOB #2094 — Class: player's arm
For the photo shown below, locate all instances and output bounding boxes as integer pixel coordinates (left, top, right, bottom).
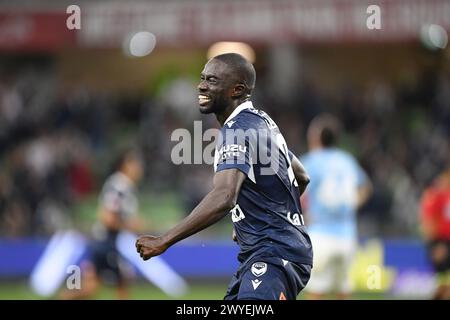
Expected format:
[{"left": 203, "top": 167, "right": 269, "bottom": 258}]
[
  {"left": 98, "top": 207, "right": 143, "bottom": 232},
  {"left": 355, "top": 163, "right": 373, "bottom": 209},
  {"left": 98, "top": 206, "right": 122, "bottom": 231},
  {"left": 136, "top": 169, "right": 246, "bottom": 260},
  {"left": 356, "top": 176, "right": 373, "bottom": 209},
  {"left": 124, "top": 215, "right": 147, "bottom": 233},
  {"left": 290, "top": 153, "right": 310, "bottom": 196}
]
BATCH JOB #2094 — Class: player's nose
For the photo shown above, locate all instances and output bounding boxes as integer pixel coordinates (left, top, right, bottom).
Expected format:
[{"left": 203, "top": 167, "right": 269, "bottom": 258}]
[{"left": 198, "top": 81, "right": 208, "bottom": 92}]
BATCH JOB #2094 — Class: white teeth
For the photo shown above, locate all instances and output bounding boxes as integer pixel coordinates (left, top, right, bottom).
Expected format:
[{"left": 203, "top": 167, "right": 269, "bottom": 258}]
[{"left": 198, "top": 95, "right": 211, "bottom": 105}]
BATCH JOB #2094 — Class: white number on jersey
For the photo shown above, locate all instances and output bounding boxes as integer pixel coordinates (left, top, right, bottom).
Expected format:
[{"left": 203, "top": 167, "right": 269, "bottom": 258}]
[{"left": 317, "top": 173, "right": 358, "bottom": 209}]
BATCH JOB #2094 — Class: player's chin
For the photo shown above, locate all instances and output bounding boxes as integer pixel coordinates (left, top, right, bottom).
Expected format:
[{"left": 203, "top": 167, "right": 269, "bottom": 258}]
[{"left": 199, "top": 104, "right": 214, "bottom": 114}]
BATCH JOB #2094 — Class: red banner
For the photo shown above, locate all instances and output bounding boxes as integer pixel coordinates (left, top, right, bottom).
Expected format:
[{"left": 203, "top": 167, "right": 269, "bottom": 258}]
[
  {"left": 1, "top": 0, "right": 450, "bottom": 51},
  {"left": 0, "top": 12, "right": 76, "bottom": 52}
]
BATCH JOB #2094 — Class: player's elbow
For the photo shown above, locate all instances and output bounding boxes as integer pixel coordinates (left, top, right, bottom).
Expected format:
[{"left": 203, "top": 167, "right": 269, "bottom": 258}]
[
  {"left": 303, "top": 174, "right": 311, "bottom": 186},
  {"left": 297, "top": 173, "right": 310, "bottom": 187},
  {"left": 221, "top": 193, "right": 238, "bottom": 211},
  {"left": 213, "top": 187, "right": 238, "bottom": 212}
]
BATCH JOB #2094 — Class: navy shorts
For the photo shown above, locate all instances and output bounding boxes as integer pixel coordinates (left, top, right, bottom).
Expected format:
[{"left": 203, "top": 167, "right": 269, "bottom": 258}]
[
  {"left": 224, "top": 256, "right": 311, "bottom": 300},
  {"left": 89, "top": 233, "right": 125, "bottom": 286}
]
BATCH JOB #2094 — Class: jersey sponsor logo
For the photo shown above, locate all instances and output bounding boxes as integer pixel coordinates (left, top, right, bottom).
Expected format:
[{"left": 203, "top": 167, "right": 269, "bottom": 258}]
[
  {"left": 287, "top": 212, "right": 303, "bottom": 226},
  {"left": 279, "top": 292, "right": 286, "bottom": 300},
  {"left": 251, "top": 279, "right": 262, "bottom": 290},
  {"left": 251, "top": 262, "right": 267, "bottom": 277},
  {"left": 218, "top": 144, "right": 247, "bottom": 161},
  {"left": 230, "top": 204, "right": 246, "bottom": 222}
]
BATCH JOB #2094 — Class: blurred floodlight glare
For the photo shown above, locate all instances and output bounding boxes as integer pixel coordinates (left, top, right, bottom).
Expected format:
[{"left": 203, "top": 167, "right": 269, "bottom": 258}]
[
  {"left": 207, "top": 42, "right": 256, "bottom": 63},
  {"left": 420, "top": 24, "right": 448, "bottom": 50},
  {"left": 123, "top": 31, "right": 156, "bottom": 57}
]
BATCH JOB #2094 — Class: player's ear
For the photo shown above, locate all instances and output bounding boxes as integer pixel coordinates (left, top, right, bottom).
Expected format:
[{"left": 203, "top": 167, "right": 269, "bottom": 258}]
[{"left": 231, "top": 84, "right": 246, "bottom": 98}]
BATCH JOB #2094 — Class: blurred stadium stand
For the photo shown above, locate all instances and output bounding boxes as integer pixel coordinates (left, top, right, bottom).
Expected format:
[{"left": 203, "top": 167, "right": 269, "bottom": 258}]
[{"left": 0, "top": 0, "right": 449, "bottom": 298}]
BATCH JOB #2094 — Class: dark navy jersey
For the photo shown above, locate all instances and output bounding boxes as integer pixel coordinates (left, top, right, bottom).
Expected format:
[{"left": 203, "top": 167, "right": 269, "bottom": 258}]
[{"left": 214, "top": 101, "right": 313, "bottom": 266}]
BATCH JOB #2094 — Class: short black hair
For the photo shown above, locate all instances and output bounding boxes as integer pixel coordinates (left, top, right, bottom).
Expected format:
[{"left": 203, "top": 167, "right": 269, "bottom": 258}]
[
  {"left": 213, "top": 53, "right": 256, "bottom": 94},
  {"left": 110, "top": 146, "right": 143, "bottom": 175},
  {"left": 311, "top": 114, "right": 341, "bottom": 147}
]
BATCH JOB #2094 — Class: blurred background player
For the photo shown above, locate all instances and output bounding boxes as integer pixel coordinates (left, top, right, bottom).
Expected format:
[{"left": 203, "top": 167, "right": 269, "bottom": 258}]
[
  {"left": 300, "top": 114, "right": 373, "bottom": 299},
  {"left": 60, "top": 148, "right": 145, "bottom": 299},
  {"left": 420, "top": 164, "right": 450, "bottom": 300}
]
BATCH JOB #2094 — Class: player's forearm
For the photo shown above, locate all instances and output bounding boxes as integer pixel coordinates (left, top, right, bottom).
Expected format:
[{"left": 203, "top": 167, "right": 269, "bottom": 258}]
[
  {"left": 98, "top": 208, "right": 122, "bottom": 231},
  {"left": 291, "top": 156, "right": 310, "bottom": 195},
  {"left": 162, "top": 188, "right": 235, "bottom": 247},
  {"left": 125, "top": 217, "right": 146, "bottom": 233},
  {"left": 357, "top": 182, "right": 373, "bottom": 208}
]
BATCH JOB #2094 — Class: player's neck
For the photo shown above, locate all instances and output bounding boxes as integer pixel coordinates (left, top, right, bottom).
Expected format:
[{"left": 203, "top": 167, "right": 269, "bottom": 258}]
[{"left": 216, "top": 98, "right": 248, "bottom": 126}]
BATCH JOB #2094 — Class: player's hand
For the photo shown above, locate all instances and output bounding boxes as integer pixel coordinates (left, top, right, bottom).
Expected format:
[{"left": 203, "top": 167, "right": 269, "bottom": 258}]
[
  {"left": 232, "top": 228, "right": 237, "bottom": 242},
  {"left": 431, "top": 242, "right": 448, "bottom": 264},
  {"left": 135, "top": 235, "right": 168, "bottom": 261}
]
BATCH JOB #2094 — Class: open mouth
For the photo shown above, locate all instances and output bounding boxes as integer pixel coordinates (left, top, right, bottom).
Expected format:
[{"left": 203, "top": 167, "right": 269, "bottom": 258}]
[{"left": 198, "top": 94, "right": 211, "bottom": 106}]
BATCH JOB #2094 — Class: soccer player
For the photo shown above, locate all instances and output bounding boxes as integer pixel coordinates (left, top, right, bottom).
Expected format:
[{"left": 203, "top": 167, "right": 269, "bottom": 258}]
[
  {"left": 301, "top": 114, "right": 372, "bottom": 299},
  {"left": 61, "top": 148, "right": 144, "bottom": 299},
  {"left": 136, "top": 53, "right": 313, "bottom": 300},
  {"left": 420, "top": 165, "right": 450, "bottom": 300}
]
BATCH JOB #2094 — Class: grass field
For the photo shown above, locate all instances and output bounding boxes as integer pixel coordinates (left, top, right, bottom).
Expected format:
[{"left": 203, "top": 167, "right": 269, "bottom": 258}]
[
  {"left": 0, "top": 281, "right": 397, "bottom": 300},
  {"left": 0, "top": 282, "right": 228, "bottom": 300}
]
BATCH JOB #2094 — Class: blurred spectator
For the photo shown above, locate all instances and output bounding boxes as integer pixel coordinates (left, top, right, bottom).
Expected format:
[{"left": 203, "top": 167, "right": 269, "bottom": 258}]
[
  {"left": 0, "top": 54, "right": 448, "bottom": 240},
  {"left": 419, "top": 164, "right": 450, "bottom": 300}
]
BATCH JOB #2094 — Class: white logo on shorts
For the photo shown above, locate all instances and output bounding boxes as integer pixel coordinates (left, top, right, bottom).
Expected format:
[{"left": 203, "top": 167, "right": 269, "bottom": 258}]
[
  {"left": 251, "top": 279, "right": 262, "bottom": 290},
  {"left": 251, "top": 262, "right": 267, "bottom": 277}
]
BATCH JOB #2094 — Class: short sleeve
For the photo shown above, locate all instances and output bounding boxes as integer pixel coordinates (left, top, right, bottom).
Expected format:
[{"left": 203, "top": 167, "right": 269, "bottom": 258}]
[
  {"left": 288, "top": 150, "right": 295, "bottom": 161},
  {"left": 100, "top": 187, "right": 122, "bottom": 213},
  {"left": 215, "top": 122, "right": 255, "bottom": 177}
]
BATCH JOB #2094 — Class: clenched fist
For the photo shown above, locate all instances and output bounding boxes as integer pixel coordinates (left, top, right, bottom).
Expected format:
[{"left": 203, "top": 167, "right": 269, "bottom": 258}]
[{"left": 135, "top": 235, "right": 168, "bottom": 260}]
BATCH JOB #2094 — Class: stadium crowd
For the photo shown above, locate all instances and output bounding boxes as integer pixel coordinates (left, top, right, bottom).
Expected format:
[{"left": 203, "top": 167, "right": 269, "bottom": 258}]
[{"left": 0, "top": 57, "right": 448, "bottom": 239}]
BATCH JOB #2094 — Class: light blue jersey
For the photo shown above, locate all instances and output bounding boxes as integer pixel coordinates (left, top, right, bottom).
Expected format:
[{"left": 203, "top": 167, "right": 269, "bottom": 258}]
[{"left": 300, "top": 148, "right": 368, "bottom": 240}]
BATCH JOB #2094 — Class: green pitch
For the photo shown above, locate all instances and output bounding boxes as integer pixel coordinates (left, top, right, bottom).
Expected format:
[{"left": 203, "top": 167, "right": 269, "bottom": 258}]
[{"left": 0, "top": 282, "right": 392, "bottom": 300}]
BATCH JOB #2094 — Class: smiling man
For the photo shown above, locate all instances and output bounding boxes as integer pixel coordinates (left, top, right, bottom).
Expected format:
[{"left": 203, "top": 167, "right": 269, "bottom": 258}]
[{"left": 136, "top": 53, "right": 313, "bottom": 300}]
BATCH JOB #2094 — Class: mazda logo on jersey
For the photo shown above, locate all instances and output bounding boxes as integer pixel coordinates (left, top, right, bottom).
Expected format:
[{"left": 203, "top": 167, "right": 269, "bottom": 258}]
[{"left": 251, "top": 262, "right": 267, "bottom": 277}]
